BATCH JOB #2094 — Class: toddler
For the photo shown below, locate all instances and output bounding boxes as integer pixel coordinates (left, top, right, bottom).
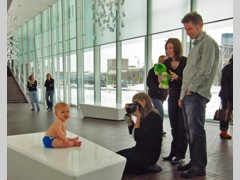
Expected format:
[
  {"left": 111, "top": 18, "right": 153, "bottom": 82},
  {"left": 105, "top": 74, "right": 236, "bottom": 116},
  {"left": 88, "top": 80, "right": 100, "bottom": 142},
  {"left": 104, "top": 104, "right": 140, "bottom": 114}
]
[{"left": 42, "top": 102, "right": 81, "bottom": 148}]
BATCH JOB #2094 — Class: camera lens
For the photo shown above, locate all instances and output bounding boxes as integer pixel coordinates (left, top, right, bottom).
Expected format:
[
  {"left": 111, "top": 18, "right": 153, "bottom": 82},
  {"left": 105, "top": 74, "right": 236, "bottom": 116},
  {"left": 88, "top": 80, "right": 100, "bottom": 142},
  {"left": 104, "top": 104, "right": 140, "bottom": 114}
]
[{"left": 126, "top": 103, "right": 137, "bottom": 114}]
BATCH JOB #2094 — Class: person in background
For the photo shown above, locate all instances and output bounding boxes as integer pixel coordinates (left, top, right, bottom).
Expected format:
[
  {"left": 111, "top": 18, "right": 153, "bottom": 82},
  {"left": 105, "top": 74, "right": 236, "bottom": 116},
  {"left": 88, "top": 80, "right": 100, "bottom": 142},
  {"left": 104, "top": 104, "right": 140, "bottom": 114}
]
[
  {"left": 178, "top": 12, "right": 219, "bottom": 178},
  {"left": 117, "top": 92, "right": 163, "bottom": 174},
  {"left": 219, "top": 56, "right": 233, "bottom": 139},
  {"left": 43, "top": 102, "right": 81, "bottom": 148},
  {"left": 147, "top": 55, "right": 169, "bottom": 136},
  {"left": 161, "top": 38, "right": 187, "bottom": 164},
  {"left": 45, "top": 73, "right": 55, "bottom": 110},
  {"left": 27, "top": 74, "right": 40, "bottom": 111}
]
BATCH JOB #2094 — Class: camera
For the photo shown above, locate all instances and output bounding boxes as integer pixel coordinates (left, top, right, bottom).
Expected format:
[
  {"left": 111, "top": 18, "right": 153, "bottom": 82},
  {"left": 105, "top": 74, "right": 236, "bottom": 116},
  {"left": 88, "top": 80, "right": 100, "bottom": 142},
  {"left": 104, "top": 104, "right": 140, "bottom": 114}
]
[{"left": 126, "top": 102, "right": 142, "bottom": 114}]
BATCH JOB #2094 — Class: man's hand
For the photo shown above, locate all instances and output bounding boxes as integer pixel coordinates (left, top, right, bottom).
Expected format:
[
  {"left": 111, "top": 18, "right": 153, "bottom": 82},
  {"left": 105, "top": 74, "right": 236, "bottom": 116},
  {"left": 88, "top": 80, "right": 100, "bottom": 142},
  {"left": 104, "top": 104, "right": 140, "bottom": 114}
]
[
  {"left": 185, "top": 91, "right": 192, "bottom": 95},
  {"left": 178, "top": 99, "right": 183, "bottom": 108}
]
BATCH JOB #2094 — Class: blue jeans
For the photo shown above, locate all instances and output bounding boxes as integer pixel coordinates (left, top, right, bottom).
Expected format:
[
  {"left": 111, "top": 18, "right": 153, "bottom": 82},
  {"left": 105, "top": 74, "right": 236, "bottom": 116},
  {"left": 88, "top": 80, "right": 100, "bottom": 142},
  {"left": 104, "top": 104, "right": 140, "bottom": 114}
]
[
  {"left": 219, "top": 97, "right": 232, "bottom": 131},
  {"left": 182, "top": 93, "right": 209, "bottom": 172},
  {"left": 46, "top": 90, "right": 54, "bottom": 109},
  {"left": 152, "top": 99, "right": 164, "bottom": 122},
  {"left": 29, "top": 91, "right": 39, "bottom": 109}
]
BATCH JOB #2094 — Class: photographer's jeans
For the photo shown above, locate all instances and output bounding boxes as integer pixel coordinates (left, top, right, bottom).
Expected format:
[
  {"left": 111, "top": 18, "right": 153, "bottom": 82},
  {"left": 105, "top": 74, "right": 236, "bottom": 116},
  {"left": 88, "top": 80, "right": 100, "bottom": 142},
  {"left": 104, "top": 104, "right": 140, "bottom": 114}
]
[
  {"left": 182, "top": 93, "right": 209, "bottom": 172},
  {"left": 152, "top": 99, "right": 164, "bottom": 121}
]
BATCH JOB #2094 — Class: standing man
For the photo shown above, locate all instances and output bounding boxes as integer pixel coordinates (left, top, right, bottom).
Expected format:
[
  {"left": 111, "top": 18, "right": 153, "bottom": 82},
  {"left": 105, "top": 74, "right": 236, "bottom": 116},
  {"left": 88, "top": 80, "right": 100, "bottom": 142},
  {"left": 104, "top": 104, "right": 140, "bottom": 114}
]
[
  {"left": 178, "top": 12, "right": 219, "bottom": 178},
  {"left": 147, "top": 55, "right": 169, "bottom": 135},
  {"left": 45, "top": 73, "right": 55, "bottom": 110}
]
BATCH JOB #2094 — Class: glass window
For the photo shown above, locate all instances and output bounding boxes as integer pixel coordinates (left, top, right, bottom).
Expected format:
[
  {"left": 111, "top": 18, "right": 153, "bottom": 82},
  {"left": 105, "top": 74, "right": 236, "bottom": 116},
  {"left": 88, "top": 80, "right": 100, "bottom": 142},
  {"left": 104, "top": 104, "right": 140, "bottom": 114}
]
[
  {"left": 120, "top": 0, "right": 147, "bottom": 40},
  {"left": 17, "top": 29, "right": 23, "bottom": 56},
  {"left": 203, "top": 20, "right": 233, "bottom": 120},
  {"left": 122, "top": 37, "right": 145, "bottom": 104},
  {"left": 83, "top": 0, "right": 94, "bottom": 48},
  {"left": 36, "top": 58, "right": 43, "bottom": 101},
  {"left": 28, "top": 20, "right": 34, "bottom": 61},
  {"left": 59, "top": 55, "right": 64, "bottom": 101},
  {"left": 152, "top": 0, "right": 190, "bottom": 34},
  {"left": 22, "top": 24, "right": 28, "bottom": 62},
  {"left": 84, "top": 48, "right": 94, "bottom": 104},
  {"left": 69, "top": 52, "right": 77, "bottom": 105},
  {"left": 100, "top": 43, "right": 116, "bottom": 106},
  {"left": 194, "top": 0, "right": 233, "bottom": 23}
]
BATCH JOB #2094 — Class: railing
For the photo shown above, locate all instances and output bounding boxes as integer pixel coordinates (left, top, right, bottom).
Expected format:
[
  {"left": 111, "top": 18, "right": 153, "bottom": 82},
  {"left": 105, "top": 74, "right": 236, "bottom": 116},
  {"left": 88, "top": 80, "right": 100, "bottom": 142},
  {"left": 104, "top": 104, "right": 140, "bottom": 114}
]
[{"left": 8, "top": 64, "right": 30, "bottom": 102}]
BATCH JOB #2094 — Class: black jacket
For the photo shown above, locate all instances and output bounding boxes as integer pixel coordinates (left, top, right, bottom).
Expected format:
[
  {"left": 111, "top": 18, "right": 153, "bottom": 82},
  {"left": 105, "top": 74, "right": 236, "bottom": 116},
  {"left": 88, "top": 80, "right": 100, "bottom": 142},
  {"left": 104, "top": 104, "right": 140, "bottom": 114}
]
[
  {"left": 128, "top": 112, "right": 162, "bottom": 159},
  {"left": 219, "top": 63, "right": 233, "bottom": 110},
  {"left": 163, "top": 57, "right": 187, "bottom": 98},
  {"left": 27, "top": 80, "right": 37, "bottom": 91},
  {"left": 45, "top": 78, "right": 55, "bottom": 91}
]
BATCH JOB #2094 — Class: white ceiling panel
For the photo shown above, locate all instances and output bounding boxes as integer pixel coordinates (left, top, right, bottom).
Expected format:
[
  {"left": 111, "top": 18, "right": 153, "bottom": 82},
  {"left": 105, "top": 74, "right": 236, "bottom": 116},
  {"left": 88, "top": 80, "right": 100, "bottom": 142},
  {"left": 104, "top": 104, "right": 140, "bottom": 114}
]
[{"left": 8, "top": 0, "right": 57, "bottom": 29}]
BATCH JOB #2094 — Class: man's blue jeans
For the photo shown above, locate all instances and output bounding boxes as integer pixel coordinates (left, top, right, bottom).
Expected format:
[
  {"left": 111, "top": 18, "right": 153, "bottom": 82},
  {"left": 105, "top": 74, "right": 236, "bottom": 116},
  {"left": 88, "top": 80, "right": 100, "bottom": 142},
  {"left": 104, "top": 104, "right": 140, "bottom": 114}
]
[
  {"left": 182, "top": 93, "right": 209, "bottom": 172},
  {"left": 46, "top": 90, "right": 54, "bottom": 109},
  {"left": 152, "top": 99, "right": 164, "bottom": 122}
]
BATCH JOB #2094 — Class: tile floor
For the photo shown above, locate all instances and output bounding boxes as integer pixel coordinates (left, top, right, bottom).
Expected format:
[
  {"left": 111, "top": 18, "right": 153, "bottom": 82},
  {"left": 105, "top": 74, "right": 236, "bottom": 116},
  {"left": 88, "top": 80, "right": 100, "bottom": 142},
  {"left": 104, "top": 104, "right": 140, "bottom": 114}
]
[{"left": 7, "top": 103, "right": 233, "bottom": 180}]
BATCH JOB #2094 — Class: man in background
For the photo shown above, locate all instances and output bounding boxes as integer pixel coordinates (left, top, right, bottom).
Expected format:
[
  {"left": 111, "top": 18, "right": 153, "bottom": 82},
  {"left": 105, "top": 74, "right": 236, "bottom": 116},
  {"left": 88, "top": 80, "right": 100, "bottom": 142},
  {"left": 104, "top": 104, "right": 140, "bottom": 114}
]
[{"left": 147, "top": 55, "right": 169, "bottom": 136}]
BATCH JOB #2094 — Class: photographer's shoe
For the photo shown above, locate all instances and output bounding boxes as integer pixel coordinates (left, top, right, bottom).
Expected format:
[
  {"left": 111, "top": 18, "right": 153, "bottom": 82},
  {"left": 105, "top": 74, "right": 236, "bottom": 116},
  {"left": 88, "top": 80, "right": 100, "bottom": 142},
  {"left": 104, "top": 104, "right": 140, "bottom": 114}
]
[
  {"left": 162, "top": 154, "right": 174, "bottom": 161},
  {"left": 177, "top": 162, "right": 192, "bottom": 171},
  {"left": 146, "top": 164, "right": 162, "bottom": 172},
  {"left": 172, "top": 157, "right": 183, "bottom": 164}
]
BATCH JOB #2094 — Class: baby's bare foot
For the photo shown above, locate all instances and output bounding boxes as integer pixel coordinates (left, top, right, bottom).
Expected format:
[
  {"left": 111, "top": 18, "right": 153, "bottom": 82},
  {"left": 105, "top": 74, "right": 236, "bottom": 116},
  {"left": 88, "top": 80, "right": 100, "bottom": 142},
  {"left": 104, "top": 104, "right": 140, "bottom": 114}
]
[
  {"left": 68, "top": 137, "right": 79, "bottom": 142},
  {"left": 74, "top": 141, "right": 81, "bottom": 147}
]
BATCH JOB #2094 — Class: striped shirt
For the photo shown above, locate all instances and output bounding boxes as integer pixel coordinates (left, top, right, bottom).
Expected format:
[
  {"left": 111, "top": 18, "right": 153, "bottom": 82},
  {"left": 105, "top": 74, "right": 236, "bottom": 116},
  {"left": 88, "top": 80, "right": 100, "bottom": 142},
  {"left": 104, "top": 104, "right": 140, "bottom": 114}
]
[{"left": 180, "top": 31, "right": 219, "bottom": 100}]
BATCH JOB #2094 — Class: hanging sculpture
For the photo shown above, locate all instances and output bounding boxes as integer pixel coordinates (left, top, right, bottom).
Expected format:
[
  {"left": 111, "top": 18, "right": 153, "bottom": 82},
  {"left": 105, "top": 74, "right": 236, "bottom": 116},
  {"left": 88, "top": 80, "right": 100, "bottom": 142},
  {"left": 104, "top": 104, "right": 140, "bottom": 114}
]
[
  {"left": 7, "top": 15, "right": 19, "bottom": 67},
  {"left": 92, "top": 0, "right": 126, "bottom": 38}
]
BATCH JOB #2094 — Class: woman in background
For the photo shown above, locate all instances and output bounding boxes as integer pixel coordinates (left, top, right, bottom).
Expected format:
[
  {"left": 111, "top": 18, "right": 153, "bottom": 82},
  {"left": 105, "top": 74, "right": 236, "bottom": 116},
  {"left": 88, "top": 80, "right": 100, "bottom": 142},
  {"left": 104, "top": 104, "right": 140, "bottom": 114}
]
[
  {"left": 45, "top": 73, "right": 55, "bottom": 110},
  {"left": 219, "top": 56, "right": 233, "bottom": 139},
  {"left": 27, "top": 74, "right": 40, "bottom": 111}
]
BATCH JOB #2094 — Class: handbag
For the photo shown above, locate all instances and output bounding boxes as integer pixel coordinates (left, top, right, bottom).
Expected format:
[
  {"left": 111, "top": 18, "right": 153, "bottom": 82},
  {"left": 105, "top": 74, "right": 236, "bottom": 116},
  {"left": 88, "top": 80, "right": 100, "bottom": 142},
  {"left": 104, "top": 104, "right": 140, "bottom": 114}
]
[{"left": 213, "top": 102, "right": 232, "bottom": 122}]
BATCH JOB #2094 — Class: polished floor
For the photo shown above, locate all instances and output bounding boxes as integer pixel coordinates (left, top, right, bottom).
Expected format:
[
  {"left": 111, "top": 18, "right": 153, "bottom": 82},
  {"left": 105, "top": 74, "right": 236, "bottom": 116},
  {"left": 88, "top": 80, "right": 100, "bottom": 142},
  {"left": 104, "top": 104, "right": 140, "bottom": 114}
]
[{"left": 7, "top": 103, "right": 233, "bottom": 180}]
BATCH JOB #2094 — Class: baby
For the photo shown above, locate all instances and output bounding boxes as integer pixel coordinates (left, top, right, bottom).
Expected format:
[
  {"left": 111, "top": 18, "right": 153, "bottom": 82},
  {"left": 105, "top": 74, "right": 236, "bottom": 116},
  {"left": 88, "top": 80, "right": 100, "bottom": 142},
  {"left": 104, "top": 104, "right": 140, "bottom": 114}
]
[{"left": 42, "top": 102, "right": 81, "bottom": 148}]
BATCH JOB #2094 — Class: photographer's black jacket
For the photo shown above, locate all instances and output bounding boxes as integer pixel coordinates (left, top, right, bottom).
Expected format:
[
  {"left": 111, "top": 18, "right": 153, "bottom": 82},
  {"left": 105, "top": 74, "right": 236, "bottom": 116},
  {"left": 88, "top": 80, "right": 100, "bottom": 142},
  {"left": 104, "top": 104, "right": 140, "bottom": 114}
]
[
  {"left": 117, "top": 111, "right": 163, "bottom": 172},
  {"left": 129, "top": 112, "right": 162, "bottom": 159}
]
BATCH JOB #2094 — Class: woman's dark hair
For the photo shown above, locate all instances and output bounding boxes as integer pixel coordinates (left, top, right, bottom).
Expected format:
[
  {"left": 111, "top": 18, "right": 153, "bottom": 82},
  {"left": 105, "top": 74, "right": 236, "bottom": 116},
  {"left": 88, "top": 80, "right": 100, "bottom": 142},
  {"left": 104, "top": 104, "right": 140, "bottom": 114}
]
[
  {"left": 165, "top": 38, "right": 183, "bottom": 61},
  {"left": 46, "top": 73, "right": 52, "bottom": 78}
]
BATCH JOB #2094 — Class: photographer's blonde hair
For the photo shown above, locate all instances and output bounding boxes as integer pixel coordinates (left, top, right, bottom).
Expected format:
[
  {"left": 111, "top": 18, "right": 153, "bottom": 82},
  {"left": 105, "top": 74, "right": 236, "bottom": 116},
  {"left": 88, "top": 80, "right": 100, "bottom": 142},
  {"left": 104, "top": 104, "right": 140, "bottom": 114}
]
[{"left": 132, "top": 92, "right": 160, "bottom": 118}]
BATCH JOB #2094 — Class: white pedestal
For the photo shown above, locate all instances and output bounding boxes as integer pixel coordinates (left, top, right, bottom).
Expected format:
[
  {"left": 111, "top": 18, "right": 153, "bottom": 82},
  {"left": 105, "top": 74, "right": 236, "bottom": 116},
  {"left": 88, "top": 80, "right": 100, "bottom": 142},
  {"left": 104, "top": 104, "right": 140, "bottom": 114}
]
[
  {"left": 8, "top": 131, "right": 126, "bottom": 180},
  {"left": 79, "top": 103, "right": 126, "bottom": 121}
]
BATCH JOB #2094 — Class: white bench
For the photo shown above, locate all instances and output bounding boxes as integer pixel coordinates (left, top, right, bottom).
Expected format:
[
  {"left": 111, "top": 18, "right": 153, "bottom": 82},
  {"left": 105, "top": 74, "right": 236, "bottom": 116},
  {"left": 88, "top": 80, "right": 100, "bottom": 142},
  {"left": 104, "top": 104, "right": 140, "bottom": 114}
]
[
  {"left": 8, "top": 131, "right": 126, "bottom": 180},
  {"left": 79, "top": 103, "right": 126, "bottom": 121}
]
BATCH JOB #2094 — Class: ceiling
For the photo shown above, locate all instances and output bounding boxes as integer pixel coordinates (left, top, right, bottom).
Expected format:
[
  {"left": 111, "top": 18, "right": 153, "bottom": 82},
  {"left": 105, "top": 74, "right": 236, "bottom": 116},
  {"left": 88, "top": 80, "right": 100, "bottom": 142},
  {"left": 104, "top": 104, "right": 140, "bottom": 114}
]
[{"left": 8, "top": 0, "right": 57, "bottom": 30}]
